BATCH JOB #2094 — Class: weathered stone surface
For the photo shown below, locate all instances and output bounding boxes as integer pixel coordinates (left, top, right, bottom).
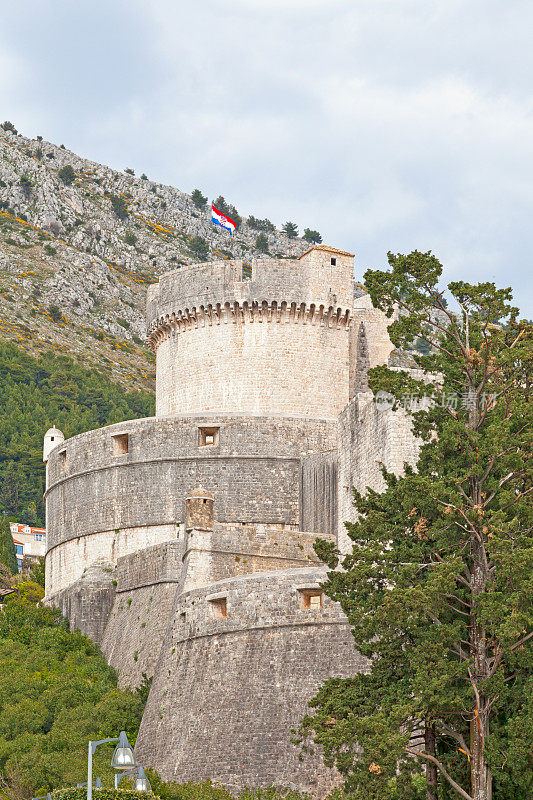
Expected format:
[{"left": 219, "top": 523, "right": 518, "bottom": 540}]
[{"left": 135, "top": 569, "right": 368, "bottom": 797}]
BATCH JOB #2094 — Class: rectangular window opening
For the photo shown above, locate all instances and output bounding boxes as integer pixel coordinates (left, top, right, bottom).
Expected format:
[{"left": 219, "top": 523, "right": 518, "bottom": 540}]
[
  {"left": 330, "top": 257, "right": 337, "bottom": 266},
  {"left": 60, "top": 450, "right": 67, "bottom": 470},
  {"left": 209, "top": 597, "right": 227, "bottom": 618},
  {"left": 112, "top": 433, "right": 129, "bottom": 455},
  {"left": 299, "top": 589, "right": 322, "bottom": 610},
  {"left": 199, "top": 427, "right": 219, "bottom": 448}
]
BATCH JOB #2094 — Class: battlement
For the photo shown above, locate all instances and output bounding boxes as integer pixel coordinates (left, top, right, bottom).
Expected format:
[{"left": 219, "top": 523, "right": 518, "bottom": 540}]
[{"left": 146, "top": 247, "right": 355, "bottom": 338}]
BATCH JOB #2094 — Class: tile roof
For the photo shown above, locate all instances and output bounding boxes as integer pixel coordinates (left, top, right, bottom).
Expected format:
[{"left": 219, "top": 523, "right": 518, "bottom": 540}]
[{"left": 298, "top": 245, "right": 355, "bottom": 259}]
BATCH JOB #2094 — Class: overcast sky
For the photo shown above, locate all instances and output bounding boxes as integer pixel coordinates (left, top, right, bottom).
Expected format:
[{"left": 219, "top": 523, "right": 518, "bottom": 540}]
[{"left": 1, "top": 0, "right": 532, "bottom": 314}]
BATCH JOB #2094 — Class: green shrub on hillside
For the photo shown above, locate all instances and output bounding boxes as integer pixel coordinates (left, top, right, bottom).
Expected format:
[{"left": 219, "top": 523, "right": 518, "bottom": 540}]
[
  {"left": 58, "top": 165, "right": 76, "bottom": 185},
  {"left": 110, "top": 195, "right": 129, "bottom": 220}
]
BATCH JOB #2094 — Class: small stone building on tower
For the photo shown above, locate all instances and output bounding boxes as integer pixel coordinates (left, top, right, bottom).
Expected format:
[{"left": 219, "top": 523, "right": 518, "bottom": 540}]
[{"left": 43, "top": 246, "right": 420, "bottom": 796}]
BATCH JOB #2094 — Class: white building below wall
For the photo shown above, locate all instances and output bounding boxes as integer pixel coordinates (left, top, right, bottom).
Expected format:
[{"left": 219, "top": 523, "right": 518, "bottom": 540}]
[{"left": 9, "top": 523, "right": 46, "bottom": 571}]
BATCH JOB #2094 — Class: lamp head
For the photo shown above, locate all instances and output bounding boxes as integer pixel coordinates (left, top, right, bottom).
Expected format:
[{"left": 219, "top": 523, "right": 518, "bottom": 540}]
[
  {"left": 111, "top": 731, "right": 137, "bottom": 769},
  {"left": 133, "top": 767, "right": 152, "bottom": 792}
]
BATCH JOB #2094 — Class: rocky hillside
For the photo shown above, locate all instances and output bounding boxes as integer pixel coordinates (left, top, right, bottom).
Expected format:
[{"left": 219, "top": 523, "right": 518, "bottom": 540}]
[{"left": 0, "top": 123, "right": 307, "bottom": 390}]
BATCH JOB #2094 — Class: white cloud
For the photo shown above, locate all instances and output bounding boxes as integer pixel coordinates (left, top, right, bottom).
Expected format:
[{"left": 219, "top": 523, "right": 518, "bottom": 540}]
[{"left": 1, "top": 0, "right": 532, "bottom": 311}]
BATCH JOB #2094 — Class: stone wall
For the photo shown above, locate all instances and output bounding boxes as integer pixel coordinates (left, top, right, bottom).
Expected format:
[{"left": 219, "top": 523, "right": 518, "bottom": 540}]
[
  {"left": 101, "top": 542, "right": 183, "bottom": 688},
  {"left": 135, "top": 568, "right": 368, "bottom": 797},
  {"left": 299, "top": 453, "right": 338, "bottom": 536},
  {"left": 180, "top": 525, "right": 332, "bottom": 593},
  {"left": 154, "top": 312, "right": 351, "bottom": 418},
  {"left": 146, "top": 252, "right": 354, "bottom": 331},
  {"left": 47, "top": 562, "right": 116, "bottom": 642},
  {"left": 337, "top": 392, "right": 420, "bottom": 553},
  {"left": 45, "top": 414, "right": 337, "bottom": 596}
]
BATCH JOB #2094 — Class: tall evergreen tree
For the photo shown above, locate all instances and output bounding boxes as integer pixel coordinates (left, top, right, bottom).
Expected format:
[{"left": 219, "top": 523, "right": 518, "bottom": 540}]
[
  {"left": 0, "top": 516, "right": 18, "bottom": 575},
  {"left": 299, "top": 251, "right": 532, "bottom": 800}
]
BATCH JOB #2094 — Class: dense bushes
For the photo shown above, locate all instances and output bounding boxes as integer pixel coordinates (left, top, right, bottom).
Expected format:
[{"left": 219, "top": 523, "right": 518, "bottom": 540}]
[
  {"left": 0, "top": 342, "right": 154, "bottom": 525},
  {"left": 0, "top": 601, "right": 145, "bottom": 798}
]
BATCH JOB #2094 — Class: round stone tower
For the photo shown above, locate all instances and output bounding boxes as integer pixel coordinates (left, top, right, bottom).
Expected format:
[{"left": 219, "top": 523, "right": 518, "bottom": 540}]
[{"left": 147, "top": 247, "right": 356, "bottom": 419}]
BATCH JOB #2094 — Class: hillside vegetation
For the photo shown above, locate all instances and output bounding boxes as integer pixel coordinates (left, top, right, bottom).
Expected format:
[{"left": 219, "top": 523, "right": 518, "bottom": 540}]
[
  {"left": 0, "top": 341, "right": 154, "bottom": 526},
  {"left": 0, "top": 123, "right": 307, "bottom": 389}
]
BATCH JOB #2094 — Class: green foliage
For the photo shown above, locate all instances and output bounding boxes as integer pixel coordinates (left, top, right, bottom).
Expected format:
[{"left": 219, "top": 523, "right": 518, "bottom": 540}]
[
  {"left": 0, "top": 516, "right": 18, "bottom": 575},
  {"left": 0, "top": 341, "right": 154, "bottom": 525},
  {"left": 1, "top": 121, "right": 17, "bottom": 134},
  {"left": 49, "top": 304, "right": 63, "bottom": 322},
  {"left": 45, "top": 244, "right": 58, "bottom": 256},
  {"left": 0, "top": 601, "right": 145, "bottom": 797},
  {"left": 188, "top": 236, "right": 209, "bottom": 262},
  {"left": 255, "top": 233, "right": 269, "bottom": 253},
  {"left": 58, "top": 165, "right": 76, "bottom": 185},
  {"left": 191, "top": 189, "right": 207, "bottom": 209},
  {"left": 109, "top": 195, "right": 129, "bottom": 220},
  {"left": 124, "top": 231, "right": 137, "bottom": 246},
  {"left": 300, "top": 252, "right": 533, "bottom": 800},
  {"left": 146, "top": 771, "right": 309, "bottom": 800},
  {"left": 29, "top": 557, "right": 45, "bottom": 588},
  {"left": 53, "top": 791, "right": 155, "bottom": 800},
  {"left": 140, "top": 173, "right": 148, "bottom": 180},
  {"left": 124, "top": 168, "right": 135, "bottom": 176},
  {"left": 19, "top": 175, "right": 33, "bottom": 195},
  {"left": 282, "top": 221, "right": 298, "bottom": 238},
  {"left": 247, "top": 216, "right": 275, "bottom": 233},
  {"left": 7, "top": 579, "right": 44, "bottom": 604},
  {"left": 303, "top": 228, "right": 322, "bottom": 244}
]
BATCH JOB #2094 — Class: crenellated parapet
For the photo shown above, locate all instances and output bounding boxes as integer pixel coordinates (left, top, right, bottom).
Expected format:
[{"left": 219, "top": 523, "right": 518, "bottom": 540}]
[{"left": 148, "top": 300, "right": 353, "bottom": 349}]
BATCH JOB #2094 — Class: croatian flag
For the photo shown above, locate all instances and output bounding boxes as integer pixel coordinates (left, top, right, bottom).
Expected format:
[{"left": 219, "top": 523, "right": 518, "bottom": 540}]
[{"left": 211, "top": 204, "right": 236, "bottom": 235}]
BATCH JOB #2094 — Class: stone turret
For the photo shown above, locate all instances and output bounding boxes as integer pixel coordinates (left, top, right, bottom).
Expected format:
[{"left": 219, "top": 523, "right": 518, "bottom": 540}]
[
  {"left": 43, "top": 426, "right": 64, "bottom": 462},
  {"left": 185, "top": 486, "right": 214, "bottom": 532}
]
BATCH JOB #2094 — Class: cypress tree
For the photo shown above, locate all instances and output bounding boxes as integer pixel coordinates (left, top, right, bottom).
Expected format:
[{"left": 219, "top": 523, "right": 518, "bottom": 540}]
[
  {"left": 299, "top": 251, "right": 532, "bottom": 800},
  {"left": 0, "top": 516, "right": 18, "bottom": 575}
]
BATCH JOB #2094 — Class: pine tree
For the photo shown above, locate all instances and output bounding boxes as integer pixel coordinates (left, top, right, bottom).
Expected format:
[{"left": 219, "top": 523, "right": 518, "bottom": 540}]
[
  {"left": 303, "top": 228, "right": 322, "bottom": 244},
  {"left": 282, "top": 221, "right": 298, "bottom": 238},
  {"left": 255, "top": 233, "right": 269, "bottom": 253},
  {"left": 0, "top": 516, "right": 18, "bottom": 575},
  {"left": 299, "top": 251, "right": 532, "bottom": 800},
  {"left": 191, "top": 189, "right": 207, "bottom": 209}
]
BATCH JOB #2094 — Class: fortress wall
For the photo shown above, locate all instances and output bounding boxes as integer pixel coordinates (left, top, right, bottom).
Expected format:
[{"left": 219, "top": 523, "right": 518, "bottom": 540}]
[
  {"left": 45, "top": 415, "right": 337, "bottom": 596},
  {"left": 100, "top": 542, "right": 182, "bottom": 688},
  {"left": 352, "top": 294, "right": 396, "bottom": 367},
  {"left": 155, "top": 319, "right": 350, "bottom": 418},
  {"left": 45, "top": 524, "right": 180, "bottom": 596},
  {"left": 135, "top": 569, "right": 368, "bottom": 796},
  {"left": 299, "top": 453, "right": 338, "bottom": 536},
  {"left": 46, "top": 563, "right": 116, "bottom": 642},
  {"left": 180, "top": 527, "right": 332, "bottom": 592},
  {"left": 337, "top": 393, "right": 420, "bottom": 554}
]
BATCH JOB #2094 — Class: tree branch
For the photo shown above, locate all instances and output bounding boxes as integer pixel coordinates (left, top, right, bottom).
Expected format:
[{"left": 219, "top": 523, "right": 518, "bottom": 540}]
[{"left": 405, "top": 748, "right": 473, "bottom": 800}]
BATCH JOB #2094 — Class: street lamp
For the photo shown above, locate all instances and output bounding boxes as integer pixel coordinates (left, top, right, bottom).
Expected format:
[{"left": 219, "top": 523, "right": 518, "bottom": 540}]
[
  {"left": 87, "top": 731, "right": 136, "bottom": 800},
  {"left": 77, "top": 779, "right": 102, "bottom": 789},
  {"left": 115, "top": 766, "right": 152, "bottom": 792}
]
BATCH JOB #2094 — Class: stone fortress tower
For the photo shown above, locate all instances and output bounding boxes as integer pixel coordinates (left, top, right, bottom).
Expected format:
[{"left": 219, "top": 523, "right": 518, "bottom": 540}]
[{"left": 44, "top": 246, "right": 420, "bottom": 796}]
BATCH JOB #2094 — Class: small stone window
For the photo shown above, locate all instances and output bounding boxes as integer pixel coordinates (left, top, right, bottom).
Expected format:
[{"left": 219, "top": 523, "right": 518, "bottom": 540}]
[
  {"left": 198, "top": 427, "right": 219, "bottom": 448},
  {"left": 330, "top": 257, "right": 337, "bottom": 266},
  {"left": 209, "top": 597, "right": 227, "bottom": 618},
  {"left": 112, "top": 433, "right": 129, "bottom": 455},
  {"left": 299, "top": 589, "right": 322, "bottom": 610},
  {"left": 60, "top": 450, "right": 67, "bottom": 471}
]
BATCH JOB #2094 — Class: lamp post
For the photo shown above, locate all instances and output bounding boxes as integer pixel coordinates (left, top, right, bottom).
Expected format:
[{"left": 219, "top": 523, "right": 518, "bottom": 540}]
[
  {"left": 115, "top": 766, "right": 152, "bottom": 792},
  {"left": 87, "top": 731, "right": 136, "bottom": 800}
]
